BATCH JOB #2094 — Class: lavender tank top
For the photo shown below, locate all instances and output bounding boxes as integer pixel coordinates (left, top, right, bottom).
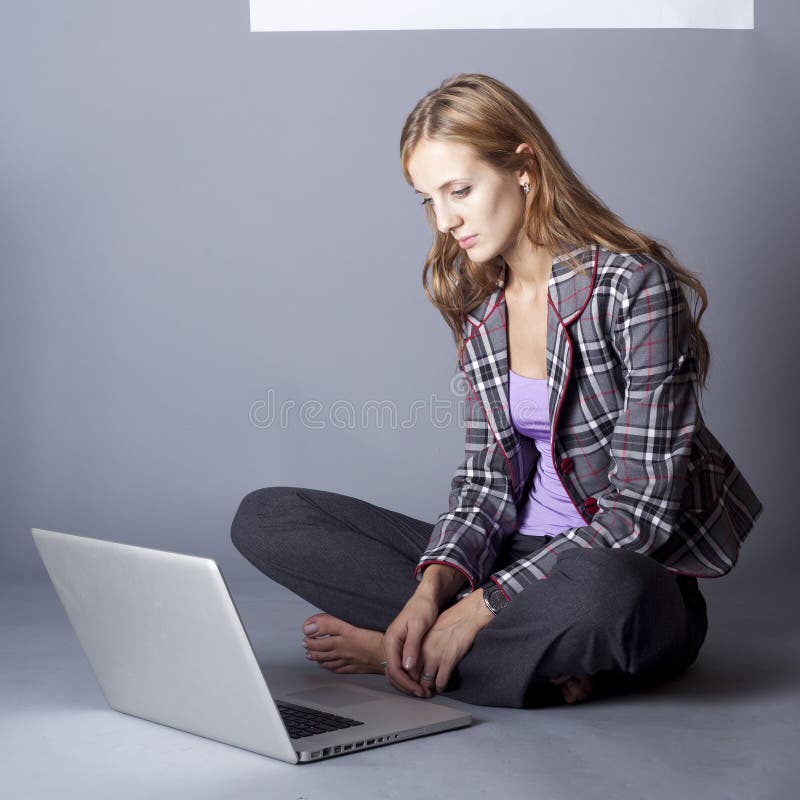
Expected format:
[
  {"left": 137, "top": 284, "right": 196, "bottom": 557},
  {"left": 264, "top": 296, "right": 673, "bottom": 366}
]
[{"left": 508, "top": 368, "right": 587, "bottom": 536}]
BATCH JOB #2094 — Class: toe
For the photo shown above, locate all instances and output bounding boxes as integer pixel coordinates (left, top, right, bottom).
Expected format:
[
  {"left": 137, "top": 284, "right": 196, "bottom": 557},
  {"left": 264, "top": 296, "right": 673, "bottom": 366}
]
[
  {"left": 302, "top": 612, "right": 348, "bottom": 637},
  {"left": 567, "top": 676, "right": 593, "bottom": 703},
  {"left": 302, "top": 612, "right": 332, "bottom": 635},
  {"left": 303, "top": 636, "right": 336, "bottom": 652},
  {"left": 306, "top": 649, "right": 339, "bottom": 663}
]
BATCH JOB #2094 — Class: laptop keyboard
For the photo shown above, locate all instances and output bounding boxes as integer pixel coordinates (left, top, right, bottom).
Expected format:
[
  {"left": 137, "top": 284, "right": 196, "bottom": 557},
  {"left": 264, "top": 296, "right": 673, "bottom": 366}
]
[{"left": 276, "top": 701, "right": 365, "bottom": 740}]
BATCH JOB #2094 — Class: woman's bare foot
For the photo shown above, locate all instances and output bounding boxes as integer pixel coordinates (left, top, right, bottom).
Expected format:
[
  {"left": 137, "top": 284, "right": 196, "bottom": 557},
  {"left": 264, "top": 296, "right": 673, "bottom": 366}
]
[
  {"left": 301, "top": 612, "right": 595, "bottom": 700},
  {"left": 550, "top": 674, "right": 594, "bottom": 704},
  {"left": 301, "top": 613, "right": 385, "bottom": 674}
]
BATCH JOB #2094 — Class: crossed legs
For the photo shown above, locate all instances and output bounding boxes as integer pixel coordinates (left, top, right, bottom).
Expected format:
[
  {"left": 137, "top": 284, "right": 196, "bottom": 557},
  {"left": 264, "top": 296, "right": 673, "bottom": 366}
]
[{"left": 230, "top": 486, "right": 707, "bottom": 708}]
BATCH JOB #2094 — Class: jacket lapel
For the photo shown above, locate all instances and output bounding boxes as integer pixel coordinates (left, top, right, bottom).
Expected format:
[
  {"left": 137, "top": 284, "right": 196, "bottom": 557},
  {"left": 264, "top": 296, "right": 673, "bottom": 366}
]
[{"left": 460, "top": 245, "right": 598, "bottom": 498}]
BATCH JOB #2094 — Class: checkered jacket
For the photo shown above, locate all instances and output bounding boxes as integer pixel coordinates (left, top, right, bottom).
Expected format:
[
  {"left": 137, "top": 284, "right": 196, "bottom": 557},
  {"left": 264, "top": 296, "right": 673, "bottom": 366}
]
[{"left": 414, "top": 244, "right": 764, "bottom": 601}]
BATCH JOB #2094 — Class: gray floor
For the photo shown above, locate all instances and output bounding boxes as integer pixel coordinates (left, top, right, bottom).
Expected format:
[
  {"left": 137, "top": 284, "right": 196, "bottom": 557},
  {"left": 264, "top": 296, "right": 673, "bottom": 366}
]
[{"left": 2, "top": 572, "right": 797, "bottom": 800}]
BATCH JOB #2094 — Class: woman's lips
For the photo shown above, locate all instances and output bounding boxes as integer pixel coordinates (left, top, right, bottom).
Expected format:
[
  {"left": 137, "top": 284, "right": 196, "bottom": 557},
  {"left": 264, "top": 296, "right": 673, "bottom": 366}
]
[{"left": 458, "top": 235, "right": 478, "bottom": 248}]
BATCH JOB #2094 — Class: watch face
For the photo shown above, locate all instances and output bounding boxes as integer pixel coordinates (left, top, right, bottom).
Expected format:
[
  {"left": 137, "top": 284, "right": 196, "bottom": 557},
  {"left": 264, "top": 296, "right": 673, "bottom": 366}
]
[{"left": 485, "top": 586, "right": 507, "bottom": 614}]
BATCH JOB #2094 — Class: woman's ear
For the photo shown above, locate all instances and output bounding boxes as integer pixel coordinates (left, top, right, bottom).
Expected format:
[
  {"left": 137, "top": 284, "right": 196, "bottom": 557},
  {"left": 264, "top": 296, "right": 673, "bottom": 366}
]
[{"left": 515, "top": 142, "right": 537, "bottom": 186}]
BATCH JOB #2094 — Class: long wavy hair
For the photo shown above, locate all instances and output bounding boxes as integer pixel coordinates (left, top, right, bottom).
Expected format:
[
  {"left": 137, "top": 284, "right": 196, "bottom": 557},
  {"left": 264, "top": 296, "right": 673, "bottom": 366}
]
[{"left": 399, "top": 73, "right": 711, "bottom": 390}]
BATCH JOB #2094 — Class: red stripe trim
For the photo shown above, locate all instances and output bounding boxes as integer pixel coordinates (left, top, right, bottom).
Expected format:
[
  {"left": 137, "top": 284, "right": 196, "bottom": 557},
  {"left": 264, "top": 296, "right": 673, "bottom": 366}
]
[
  {"left": 548, "top": 244, "right": 599, "bottom": 525},
  {"left": 461, "top": 370, "right": 517, "bottom": 494},
  {"left": 461, "top": 293, "right": 505, "bottom": 351},
  {"left": 458, "top": 292, "right": 518, "bottom": 494},
  {"left": 490, "top": 574, "right": 512, "bottom": 602},
  {"left": 413, "top": 559, "right": 475, "bottom": 592}
]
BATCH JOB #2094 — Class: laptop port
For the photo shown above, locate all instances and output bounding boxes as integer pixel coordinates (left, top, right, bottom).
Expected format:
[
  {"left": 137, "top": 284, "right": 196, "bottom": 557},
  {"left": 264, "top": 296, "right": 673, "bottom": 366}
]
[
  {"left": 344, "top": 744, "right": 353, "bottom": 752},
  {"left": 333, "top": 746, "right": 341, "bottom": 754},
  {"left": 322, "top": 748, "right": 331, "bottom": 756}
]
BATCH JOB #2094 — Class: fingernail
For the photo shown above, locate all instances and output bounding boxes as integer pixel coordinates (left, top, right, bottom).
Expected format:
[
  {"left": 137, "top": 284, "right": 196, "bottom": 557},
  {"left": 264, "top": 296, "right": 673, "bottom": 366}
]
[
  {"left": 415, "top": 691, "right": 424, "bottom": 698},
  {"left": 301, "top": 640, "right": 308, "bottom": 648},
  {"left": 304, "top": 623, "right": 318, "bottom": 634},
  {"left": 403, "top": 657, "right": 415, "bottom": 670}
]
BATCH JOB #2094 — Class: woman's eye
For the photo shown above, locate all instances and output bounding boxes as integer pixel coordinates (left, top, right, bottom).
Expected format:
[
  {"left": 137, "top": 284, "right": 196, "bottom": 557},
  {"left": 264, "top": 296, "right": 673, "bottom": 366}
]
[{"left": 420, "top": 187, "right": 470, "bottom": 207}]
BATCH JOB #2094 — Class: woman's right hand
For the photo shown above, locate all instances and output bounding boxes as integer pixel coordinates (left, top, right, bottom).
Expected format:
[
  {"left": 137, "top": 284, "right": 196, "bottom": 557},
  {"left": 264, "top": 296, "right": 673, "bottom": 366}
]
[{"left": 382, "top": 592, "right": 440, "bottom": 698}]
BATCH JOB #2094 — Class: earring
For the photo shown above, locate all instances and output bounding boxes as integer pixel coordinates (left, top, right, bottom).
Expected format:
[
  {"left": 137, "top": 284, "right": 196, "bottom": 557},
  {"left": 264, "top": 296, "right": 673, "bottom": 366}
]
[{"left": 522, "top": 182, "right": 530, "bottom": 196}]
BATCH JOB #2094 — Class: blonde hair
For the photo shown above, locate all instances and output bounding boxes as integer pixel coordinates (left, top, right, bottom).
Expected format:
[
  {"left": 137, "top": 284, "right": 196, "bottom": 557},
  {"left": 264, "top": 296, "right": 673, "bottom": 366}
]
[{"left": 399, "top": 73, "right": 710, "bottom": 389}]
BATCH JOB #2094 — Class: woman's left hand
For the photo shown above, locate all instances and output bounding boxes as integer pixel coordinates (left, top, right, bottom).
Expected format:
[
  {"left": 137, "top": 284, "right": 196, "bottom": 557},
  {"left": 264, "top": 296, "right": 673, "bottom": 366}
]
[{"left": 415, "top": 589, "right": 495, "bottom": 694}]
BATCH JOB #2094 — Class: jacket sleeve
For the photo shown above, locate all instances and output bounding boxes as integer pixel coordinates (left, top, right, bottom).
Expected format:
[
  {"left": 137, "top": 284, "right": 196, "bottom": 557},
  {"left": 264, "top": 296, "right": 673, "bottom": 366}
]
[
  {"left": 488, "top": 257, "right": 701, "bottom": 601},
  {"left": 413, "top": 369, "right": 519, "bottom": 592}
]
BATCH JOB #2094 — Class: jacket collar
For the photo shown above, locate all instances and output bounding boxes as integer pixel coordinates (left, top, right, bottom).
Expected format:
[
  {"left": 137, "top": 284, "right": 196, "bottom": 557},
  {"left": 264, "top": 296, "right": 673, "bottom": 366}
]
[
  {"left": 459, "top": 244, "right": 599, "bottom": 498},
  {"left": 465, "top": 243, "right": 597, "bottom": 327}
]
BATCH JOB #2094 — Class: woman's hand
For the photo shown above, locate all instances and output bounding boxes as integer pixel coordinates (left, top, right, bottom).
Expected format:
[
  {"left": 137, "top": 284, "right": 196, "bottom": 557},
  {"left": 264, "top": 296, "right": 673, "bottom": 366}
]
[
  {"left": 416, "top": 589, "right": 495, "bottom": 694},
  {"left": 382, "top": 564, "right": 473, "bottom": 698},
  {"left": 382, "top": 592, "right": 440, "bottom": 697}
]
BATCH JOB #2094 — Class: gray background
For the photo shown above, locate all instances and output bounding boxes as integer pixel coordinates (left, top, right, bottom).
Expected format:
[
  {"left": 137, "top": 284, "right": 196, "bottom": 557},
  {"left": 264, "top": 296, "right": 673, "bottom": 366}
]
[
  {"left": 2, "top": 0, "right": 795, "bottom": 587},
  {"left": 2, "top": 1, "right": 798, "bottom": 798}
]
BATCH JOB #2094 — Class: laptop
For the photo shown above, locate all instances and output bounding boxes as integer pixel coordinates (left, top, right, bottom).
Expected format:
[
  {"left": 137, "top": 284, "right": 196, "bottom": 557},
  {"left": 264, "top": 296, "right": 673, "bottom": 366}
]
[{"left": 31, "top": 528, "right": 472, "bottom": 763}]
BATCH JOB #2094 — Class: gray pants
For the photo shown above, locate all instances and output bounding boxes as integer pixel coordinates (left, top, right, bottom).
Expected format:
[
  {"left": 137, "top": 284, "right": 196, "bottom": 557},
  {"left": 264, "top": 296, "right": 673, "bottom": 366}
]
[{"left": 230, "top": 486, "right": 708, "bottom": 708}]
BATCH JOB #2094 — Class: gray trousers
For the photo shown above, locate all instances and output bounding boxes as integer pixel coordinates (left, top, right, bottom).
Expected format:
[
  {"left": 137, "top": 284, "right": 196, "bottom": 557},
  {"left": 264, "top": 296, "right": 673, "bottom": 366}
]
[{"left": 230, "top": 486, "right": 708, "bottom": 708}]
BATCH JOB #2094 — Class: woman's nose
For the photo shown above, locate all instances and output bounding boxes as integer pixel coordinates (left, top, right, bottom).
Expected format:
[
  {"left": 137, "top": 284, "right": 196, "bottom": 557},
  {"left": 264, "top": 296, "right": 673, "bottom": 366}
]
[{"left": 435, "top": 208, "right": 461, "bottom": 235}]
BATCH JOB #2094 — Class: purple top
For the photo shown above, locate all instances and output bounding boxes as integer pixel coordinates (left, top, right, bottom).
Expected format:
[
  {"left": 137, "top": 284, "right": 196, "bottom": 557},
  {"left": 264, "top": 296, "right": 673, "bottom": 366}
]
[{"left": 508, "top": 368, "right": 587, "bottom": 537}]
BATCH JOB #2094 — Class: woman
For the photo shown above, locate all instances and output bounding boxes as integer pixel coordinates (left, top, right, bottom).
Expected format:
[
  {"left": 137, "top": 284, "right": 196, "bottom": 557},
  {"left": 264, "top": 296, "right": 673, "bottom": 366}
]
[{"left": 231, "top": 73, "right": 763, "bottom": 708}]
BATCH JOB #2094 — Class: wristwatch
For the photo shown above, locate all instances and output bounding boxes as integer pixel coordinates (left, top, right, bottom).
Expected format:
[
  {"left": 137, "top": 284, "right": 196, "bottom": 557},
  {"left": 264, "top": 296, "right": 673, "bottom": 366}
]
[{"left": 482, "top": 582, "right": 511, "bottom": 615}]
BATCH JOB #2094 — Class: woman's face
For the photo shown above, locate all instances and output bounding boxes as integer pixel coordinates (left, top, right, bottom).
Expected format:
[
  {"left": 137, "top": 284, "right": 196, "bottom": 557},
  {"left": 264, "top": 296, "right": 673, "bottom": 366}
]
[{"left": 407, "top": 138, "right": 529, "bottom": 264}]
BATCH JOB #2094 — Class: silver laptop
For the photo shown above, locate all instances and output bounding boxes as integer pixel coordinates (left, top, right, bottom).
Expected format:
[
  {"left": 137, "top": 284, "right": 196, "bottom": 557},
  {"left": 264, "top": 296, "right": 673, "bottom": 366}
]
[{"left": 31, "top": 528, "right": 472, "bottom": 763}]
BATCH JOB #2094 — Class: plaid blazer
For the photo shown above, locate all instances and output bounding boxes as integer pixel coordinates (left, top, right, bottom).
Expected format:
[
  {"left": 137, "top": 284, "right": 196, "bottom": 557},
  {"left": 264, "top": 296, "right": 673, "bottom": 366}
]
[{"left": 414, "top": 243, "right": 764, "bottom": 601}]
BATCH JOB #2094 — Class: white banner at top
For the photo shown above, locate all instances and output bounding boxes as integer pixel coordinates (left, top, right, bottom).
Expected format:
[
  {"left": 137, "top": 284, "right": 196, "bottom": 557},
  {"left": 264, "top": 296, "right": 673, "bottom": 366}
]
[{"left": 250, "top": 1, "right": 754, "bottom": 32}]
